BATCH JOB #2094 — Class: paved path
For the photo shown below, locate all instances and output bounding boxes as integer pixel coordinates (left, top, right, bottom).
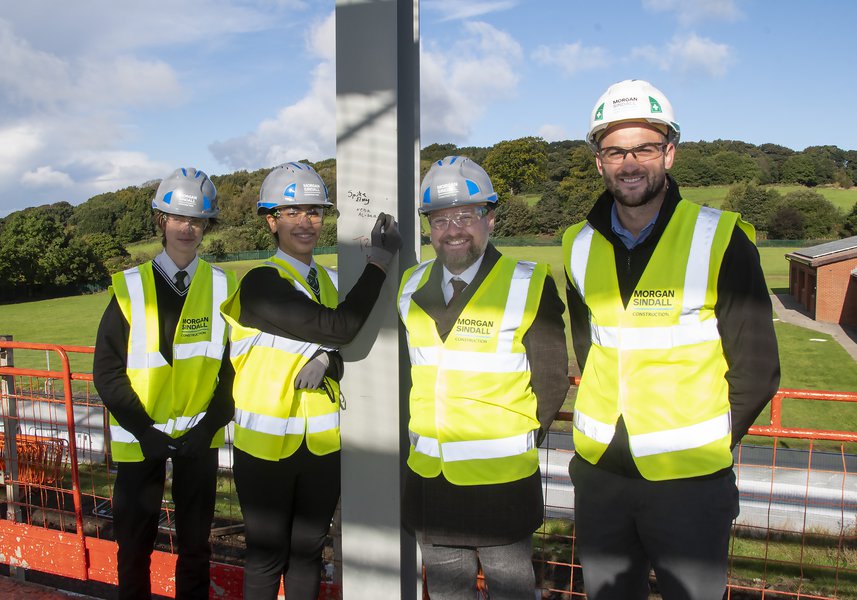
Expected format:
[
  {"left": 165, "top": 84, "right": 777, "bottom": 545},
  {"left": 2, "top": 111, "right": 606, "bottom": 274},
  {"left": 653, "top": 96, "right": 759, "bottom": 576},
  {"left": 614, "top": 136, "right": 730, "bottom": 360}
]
[
  {"left": 0, "top": 576, "right": 100, "bottom": 599},
  {"left": 770, "top": 293, "right": 857, "bottom": 362}
]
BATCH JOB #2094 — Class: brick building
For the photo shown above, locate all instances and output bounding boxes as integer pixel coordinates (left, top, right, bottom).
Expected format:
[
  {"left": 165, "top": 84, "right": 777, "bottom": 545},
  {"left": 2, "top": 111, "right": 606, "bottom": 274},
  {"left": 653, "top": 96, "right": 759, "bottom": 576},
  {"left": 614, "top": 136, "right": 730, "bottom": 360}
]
[{"left": 786, "top": 236, "right": 857, "bottom": 325}]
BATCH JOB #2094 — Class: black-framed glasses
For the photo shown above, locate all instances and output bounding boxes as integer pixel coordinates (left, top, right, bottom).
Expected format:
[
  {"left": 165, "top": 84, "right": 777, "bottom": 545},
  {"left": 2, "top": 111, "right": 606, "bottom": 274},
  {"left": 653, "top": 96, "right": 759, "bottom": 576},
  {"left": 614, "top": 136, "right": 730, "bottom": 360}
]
[
  {"left": 428, "top": 206, "right": 489, "bottom": 231},
  {"left": 598, "top": 143, "right": 668, "bottom": 165},
  {"left": 273, "top": 206, "right": 324, "bottom": 223}
]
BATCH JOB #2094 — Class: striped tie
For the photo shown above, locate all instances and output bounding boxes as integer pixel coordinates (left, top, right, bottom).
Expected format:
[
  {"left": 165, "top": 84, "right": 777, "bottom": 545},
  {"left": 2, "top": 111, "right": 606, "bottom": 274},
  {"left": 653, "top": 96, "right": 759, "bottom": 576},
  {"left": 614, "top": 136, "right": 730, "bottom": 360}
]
[{"left": 307, "top": 267, "right": 320, "bottom": 299}]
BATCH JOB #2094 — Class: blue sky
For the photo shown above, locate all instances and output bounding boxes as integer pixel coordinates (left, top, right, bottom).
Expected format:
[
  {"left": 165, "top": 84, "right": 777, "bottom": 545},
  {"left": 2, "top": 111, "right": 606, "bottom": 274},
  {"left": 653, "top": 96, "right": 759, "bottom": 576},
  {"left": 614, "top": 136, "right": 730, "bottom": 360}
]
[{"left": 1, "top": 0, "right": 855, "bottom": 217}]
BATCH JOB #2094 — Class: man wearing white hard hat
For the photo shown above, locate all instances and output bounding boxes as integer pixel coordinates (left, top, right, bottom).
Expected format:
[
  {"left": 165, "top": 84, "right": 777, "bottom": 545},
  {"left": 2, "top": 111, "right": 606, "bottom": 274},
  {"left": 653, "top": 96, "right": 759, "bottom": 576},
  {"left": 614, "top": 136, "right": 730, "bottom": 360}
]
[
  {"left": 398, "top": 157, "right": 569, "bottom": 599},
  {"left": 94, "top": 168, "right": 237, "bottom": 599},
  {"left": 562, "top": 81, "right": 780, "bottom": 599}
]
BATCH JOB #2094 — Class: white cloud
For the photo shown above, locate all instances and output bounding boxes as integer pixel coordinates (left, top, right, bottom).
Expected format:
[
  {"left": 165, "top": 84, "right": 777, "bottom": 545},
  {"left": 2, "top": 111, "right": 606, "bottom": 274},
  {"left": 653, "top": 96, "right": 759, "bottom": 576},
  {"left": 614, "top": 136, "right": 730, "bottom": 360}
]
[
  {"left": 642, "top": 0, "right": 742, "bottom": 25},
  {"left": 0, "top": 123, "right": 44, "bottom": 179},
  {"left": 209, "top": 11, "right": 336, "bottom": 169},
  {"left": 21, "top": 166, "right": 74, "bottom": 188},
  {"left": 423, "top": 0, "right": 517, "bottom": 22},
  {"left": 632, "top": 34, "right": 734, "bottom": 77},
  {"left": 420, "top": 21, "right": 522, "bottom": 144},
  {"left": 532, "top": 41, "right": 611, "bottom": 76},
  {"left": 538, "top": 124, "right": 567, "bottom": 142}
]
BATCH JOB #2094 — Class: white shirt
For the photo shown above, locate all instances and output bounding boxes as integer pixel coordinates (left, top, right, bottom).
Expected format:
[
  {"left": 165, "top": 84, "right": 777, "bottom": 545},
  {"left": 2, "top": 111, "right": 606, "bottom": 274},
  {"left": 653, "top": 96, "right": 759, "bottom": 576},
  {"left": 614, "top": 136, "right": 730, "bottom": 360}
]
[
  {"left": 274, "top": 249, "right": 316, "bottom": 280},
  {"left": 441, "top": 253, "right": 485, "bottom": 304},
  {"left": 154, "top": 251, "right": 199, "bottom": 293}
]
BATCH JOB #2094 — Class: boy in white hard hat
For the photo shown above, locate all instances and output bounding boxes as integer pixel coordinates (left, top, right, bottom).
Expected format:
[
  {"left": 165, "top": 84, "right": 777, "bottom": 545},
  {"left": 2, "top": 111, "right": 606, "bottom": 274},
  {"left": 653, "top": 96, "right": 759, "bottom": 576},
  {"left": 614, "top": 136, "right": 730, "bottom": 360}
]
[{"left": 94, "top": 167, "right": 237, "bottom": 599}]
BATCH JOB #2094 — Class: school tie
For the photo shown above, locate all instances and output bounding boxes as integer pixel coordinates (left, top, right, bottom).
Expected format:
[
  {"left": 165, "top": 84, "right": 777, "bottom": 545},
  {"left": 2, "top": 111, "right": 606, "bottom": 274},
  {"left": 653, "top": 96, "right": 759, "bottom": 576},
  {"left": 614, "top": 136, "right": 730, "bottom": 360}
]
[
  {"left": 174, "top": 270, "right": 188, "bottom": 292},
  {"left": 448, "top": 278, "right": 467, "bottom": 306},
  {"left": 307, "top": 267, "right": 321, "bottom": 299}
]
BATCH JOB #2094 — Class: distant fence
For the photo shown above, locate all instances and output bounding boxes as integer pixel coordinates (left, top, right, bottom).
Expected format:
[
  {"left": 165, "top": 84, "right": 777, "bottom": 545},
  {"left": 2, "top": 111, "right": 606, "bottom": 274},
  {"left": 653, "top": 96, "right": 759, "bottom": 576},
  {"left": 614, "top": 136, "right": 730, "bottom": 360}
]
[{"left": 1, "top": 340, "right": 855, "bottom": 599}]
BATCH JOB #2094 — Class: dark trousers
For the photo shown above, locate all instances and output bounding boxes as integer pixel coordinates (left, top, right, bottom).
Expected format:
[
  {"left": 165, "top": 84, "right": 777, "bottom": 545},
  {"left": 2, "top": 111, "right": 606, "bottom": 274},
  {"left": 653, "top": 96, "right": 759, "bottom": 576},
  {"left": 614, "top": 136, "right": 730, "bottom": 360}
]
[
  {"left": 112, "top": 449, "right": 219, "bottom": 600},
  {"left": 418, "top": 533, "right": 536, "bottom": 600},
  {"left": 569, "top": 456, "right": 739, "bottom": 600},
  {"left": 233, "top": 444, "right": 341, "bottom": 600}
]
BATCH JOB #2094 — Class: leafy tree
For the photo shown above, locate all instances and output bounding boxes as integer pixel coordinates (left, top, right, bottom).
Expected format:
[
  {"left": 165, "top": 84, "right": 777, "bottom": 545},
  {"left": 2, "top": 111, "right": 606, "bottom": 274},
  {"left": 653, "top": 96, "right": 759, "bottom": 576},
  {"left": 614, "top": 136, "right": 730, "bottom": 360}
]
[
  {"left": 493, "top": 197, "right": 534, "bottom": 237},
  {"left": 533, "top": 185, "right": 574, "bottom": 235},
  {"left": 840, "top": 202, "right": 857, "bottom": 238},
  {"left": 767, "top": 205, "right": 805, "bottom": 240},
  {"left": 483, "top": 137, "right": 548, "bottom": 196},
  {"left": 205, "top": 238, "right": 228, "bottom": 261},
  {"left": 0, "top": 204, "right": 107, "bottom": 298},
  {"left": 317, "top": 220, "right": 337, "bottom": 248},
  {"left": 769, "top": 190, "right": 841, "bottom": 239},
  {"left": 722, "top": 182, "right": 781, "bottom": 230},
  {"left": 82, "top": 232, "right": 129, "bottom": 263}
]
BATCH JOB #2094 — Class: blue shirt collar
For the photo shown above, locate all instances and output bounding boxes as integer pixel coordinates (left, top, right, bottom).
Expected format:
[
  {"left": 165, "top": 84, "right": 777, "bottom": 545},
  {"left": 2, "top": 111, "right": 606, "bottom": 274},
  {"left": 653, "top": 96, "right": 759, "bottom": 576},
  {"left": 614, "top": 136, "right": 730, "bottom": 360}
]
[{"left": 610, "top": 203, "right": 659, "bottom": 249}]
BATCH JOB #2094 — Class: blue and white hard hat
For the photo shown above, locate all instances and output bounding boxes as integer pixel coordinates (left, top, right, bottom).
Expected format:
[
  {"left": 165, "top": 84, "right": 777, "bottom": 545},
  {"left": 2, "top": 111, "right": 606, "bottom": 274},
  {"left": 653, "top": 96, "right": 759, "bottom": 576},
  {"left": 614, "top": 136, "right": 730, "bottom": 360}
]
[
  {"left": 418, "top": 156, "right": 498, "bottom": 214},
  {"left": 257, "top": 162, "right": 333, "bottom": 215},
  {"left": 152, "top": 168, "right": 218, "bottom": 219}
]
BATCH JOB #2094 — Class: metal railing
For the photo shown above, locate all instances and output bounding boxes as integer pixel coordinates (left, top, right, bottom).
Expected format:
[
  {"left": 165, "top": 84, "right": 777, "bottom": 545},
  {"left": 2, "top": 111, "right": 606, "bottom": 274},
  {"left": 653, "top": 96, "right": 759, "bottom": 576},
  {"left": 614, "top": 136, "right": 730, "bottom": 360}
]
[{"left": 1, "top": 340, "right": 855, "bottom": 599}]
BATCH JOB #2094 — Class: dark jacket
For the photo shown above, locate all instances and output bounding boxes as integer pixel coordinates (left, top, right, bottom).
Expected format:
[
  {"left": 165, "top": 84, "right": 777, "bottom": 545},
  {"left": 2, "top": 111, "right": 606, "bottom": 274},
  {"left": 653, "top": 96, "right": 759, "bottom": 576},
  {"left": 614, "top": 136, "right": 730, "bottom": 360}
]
[
  {"left": 565, "top": 175, "right": 781, "bottom": 479},
  {"left": 402, "top": 243, "right": 570, "bottom": 546}
]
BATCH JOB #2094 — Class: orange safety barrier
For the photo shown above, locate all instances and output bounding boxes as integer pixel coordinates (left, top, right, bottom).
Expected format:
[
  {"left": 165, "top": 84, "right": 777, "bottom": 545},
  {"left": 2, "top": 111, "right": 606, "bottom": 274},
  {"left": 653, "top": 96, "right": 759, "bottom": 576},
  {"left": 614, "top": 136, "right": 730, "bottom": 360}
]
[{"left": 1, "top": 341, "right": 856, "bottom": 599}]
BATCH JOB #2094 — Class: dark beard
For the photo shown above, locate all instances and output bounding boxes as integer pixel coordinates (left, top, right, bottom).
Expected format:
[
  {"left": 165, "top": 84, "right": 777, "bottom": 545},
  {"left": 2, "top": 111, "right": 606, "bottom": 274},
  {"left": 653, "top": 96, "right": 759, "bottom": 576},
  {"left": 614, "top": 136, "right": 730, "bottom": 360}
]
[
  {"left": 607, "top": 170, "right": 667, "bottom": 208},
  {"left": 436, "top": 238, "right": 485, "bottom": 273}
]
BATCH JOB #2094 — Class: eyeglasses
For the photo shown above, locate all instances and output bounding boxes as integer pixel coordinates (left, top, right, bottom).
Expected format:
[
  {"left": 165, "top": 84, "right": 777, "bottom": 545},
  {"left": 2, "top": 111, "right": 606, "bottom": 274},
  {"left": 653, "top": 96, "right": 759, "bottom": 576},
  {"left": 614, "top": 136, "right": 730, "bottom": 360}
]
[
  {"left": 598, "top": 142, "right": 668, "bottom": 165},
  {"left": 165, "top": 214, "right": 207, "bottom": 229},
  {"left": 428, "top": 207, "right": 489, "bottom": 231},
  {"left": 273, "top": 206, "right": 324, "bottom": 223}
]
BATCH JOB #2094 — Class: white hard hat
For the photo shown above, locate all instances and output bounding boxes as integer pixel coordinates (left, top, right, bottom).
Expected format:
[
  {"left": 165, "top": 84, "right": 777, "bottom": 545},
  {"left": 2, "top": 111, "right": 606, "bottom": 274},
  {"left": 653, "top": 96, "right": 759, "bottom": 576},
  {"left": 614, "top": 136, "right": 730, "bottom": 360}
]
[
  {"left": 257, "top": 162, "right": 333, "bottom": 215},
  {"left": 152, "top": 168, "right": 218, "bottom": 219},
  {"left": 419, "top": 156, "right": 498, "bottom": 214},
  {"left": 587, "top": 79, "right": 680, "bottom": 150}
]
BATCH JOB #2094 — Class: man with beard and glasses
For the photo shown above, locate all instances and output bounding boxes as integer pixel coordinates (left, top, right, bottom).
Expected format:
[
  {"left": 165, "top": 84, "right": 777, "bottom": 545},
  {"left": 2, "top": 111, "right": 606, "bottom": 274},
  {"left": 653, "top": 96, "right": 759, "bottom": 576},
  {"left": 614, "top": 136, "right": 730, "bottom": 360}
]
[
  {"left": 561, "top": 80, "right": 780, "bottom": 600},
  {"left": 397, "top": 156, "right": 569, "bottom": 599}
]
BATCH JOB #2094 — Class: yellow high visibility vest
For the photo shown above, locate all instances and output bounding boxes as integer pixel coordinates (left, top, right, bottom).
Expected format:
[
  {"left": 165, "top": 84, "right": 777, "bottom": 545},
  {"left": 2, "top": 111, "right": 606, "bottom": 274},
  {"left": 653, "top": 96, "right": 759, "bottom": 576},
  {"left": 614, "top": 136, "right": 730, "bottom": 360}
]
[
  {"left": 109, "top": 260, "right": 236, "bottom": 462},
  {"left": 398, "top": 256, "right": 547, "bottom": 486},
  {"left": 563, "top": 201, "right": 755, "bottom": 480},
  {"left": 220, "top": 257, "right": 341, "bottom": 461}
]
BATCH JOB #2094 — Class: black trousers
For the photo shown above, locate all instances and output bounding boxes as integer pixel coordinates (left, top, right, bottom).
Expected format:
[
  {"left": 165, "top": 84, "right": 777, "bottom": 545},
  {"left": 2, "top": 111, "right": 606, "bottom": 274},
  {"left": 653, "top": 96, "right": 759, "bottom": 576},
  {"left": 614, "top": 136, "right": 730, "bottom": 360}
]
[
  {"left": 233, "top": 444, "right": 341, "bottom": 600},
  {"left": 569, "top": 456, "right": 739, "bottom": 600},
  {"left": 112, "top": 449, "right": 218, "bottom": 600}
]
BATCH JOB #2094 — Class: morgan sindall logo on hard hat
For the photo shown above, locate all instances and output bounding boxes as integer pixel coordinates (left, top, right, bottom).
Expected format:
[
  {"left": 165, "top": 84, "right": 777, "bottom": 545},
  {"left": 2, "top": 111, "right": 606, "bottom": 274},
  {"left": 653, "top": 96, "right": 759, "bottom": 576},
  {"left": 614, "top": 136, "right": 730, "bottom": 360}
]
[
  {"left": 649, "top": 97, "right": 663, "bottom": 113},
  {"left": 594, "top": 103, "right": 605, "bottom": 121}
]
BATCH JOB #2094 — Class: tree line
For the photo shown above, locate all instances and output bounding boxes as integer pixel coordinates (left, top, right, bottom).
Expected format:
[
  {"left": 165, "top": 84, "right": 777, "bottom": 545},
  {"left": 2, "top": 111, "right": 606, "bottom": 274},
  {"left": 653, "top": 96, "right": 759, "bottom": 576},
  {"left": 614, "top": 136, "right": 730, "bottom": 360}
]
[{"left": 2, "top": 139, "right": 856, "bottom": 301}]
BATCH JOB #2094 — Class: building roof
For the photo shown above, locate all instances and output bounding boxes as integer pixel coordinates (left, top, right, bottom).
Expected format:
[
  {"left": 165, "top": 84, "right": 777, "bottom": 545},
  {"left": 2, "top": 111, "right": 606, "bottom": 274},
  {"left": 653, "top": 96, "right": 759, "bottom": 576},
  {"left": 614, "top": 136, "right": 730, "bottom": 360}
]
[
  {"left": 786, "top": 235, "right": 857, "bottom": 267},
  {"left": 791, "top": 236, "right": 857, "bottom": 259}
]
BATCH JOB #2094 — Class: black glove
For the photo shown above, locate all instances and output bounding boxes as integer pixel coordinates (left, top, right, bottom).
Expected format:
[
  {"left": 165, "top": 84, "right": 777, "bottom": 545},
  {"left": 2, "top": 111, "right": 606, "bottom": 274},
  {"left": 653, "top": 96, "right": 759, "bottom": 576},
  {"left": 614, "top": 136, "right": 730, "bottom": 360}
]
[
  {"left": 176, "top": 423, "right": 215, "bottom": 458},
  {"left": 295, "top": 353, "right": 329, "bottom": 390},
  {"left": 369, "top": 212, "right": 402, "bottom": 271},
  {"left": 138, "top": 427, "right": 180, "bottom": 459}
]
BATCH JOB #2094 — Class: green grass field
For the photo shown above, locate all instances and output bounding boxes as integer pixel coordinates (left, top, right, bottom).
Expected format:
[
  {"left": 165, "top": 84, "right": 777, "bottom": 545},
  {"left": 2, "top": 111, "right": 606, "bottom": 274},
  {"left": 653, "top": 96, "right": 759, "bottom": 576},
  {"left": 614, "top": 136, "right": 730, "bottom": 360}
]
[{"left": 682, "top": 184, "right": 857, "bottom": 212}]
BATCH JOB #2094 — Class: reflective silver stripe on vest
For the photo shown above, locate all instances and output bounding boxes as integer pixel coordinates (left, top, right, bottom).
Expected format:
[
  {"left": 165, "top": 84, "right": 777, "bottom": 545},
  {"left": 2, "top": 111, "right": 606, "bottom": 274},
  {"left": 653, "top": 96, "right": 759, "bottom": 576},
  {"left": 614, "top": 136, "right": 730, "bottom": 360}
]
[
  {"left": 629, "top": 412, "right": 731, "bottom": 457},
  {"left": 591, "top": 318, "right": 721, "bottom": 350},
  {"left": 681, "top": 207, "right": 719, "bottom": 323},
  {"left": 125, "top": 266, "right": 229, "bottom": 368},
  {"left": 569, "top": 224, "right": 595, "bottom": 299},
  {"left": 575, "top": 208, "right": 724, "bottom": 350},
  {"left": 409, "top": 430, "right": 441, "bottom": 458},
  {"left": 125, "top": 268, "right": 168, "bottom": 370},
  {"left": 233, "top": 408, "right": 340, "bottom": 436},
  {"left": 399, "top": 261, "right": 434, "bottom": 324},
  {"left": 408, "top": 347, "right": 529, "bottom": 373},
  {"left": 497, "top": 261, "right": 536, "bottom": 354},
  {"left": 409, "top": 430, "right": 535, "bottom": 462},
  {"left": 230, "top": 331, "right": 320, "bottom": 360},
  {"left": 573, "top": 409, "right": 616, "bottom": 445},
  {"left": 110, "top": 412, "right": 207, "bottom": 443}
]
